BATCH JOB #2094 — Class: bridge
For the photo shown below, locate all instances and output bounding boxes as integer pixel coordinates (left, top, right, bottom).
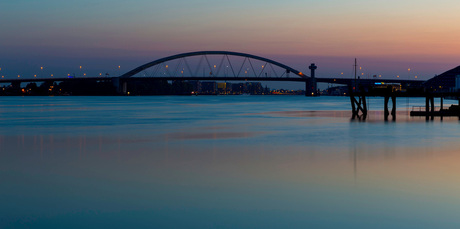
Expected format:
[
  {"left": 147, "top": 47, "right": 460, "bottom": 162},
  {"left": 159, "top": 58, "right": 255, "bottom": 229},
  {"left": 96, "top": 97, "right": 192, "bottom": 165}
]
[{"left": 0, "top": 50, "right": 426, "bottom": 96}]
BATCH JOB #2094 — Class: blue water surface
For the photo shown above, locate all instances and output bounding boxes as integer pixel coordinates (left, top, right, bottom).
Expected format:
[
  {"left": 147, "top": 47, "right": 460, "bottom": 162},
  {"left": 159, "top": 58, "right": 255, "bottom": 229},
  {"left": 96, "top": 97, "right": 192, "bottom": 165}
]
[{"left": 1, "top": 96, "right": 460, "bottom": 228}]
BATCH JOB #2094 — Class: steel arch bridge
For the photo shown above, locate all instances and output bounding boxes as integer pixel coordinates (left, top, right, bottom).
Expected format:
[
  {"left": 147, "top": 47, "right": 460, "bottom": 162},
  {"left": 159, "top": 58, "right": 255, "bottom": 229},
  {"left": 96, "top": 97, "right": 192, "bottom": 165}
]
[{"left": 120, "top": 51, "right": 308, "bottom": 79}]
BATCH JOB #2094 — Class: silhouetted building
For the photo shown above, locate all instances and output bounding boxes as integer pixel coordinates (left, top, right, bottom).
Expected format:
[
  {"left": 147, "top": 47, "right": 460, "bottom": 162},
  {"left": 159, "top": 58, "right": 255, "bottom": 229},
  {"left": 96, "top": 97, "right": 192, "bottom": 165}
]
[
  {"left": 200, "top": 82, "right": 217, "bottom": 94},
  {"left": 424, "top": 65, "right": 460, "bottom": 92}
]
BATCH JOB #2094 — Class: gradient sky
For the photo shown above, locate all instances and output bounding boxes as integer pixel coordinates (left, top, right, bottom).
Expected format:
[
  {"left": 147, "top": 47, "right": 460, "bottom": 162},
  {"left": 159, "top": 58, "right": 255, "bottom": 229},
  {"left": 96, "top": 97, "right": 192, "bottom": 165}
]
[{"left": 1, "top": 0, "right": 460, "bottom": 87}]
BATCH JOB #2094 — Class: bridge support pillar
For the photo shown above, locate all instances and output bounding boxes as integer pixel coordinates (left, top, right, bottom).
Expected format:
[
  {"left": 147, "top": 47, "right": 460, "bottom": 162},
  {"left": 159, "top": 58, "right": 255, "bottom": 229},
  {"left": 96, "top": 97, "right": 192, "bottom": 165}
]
[{"left": 306, "top": 63, "right": 317, "bottom": 96}]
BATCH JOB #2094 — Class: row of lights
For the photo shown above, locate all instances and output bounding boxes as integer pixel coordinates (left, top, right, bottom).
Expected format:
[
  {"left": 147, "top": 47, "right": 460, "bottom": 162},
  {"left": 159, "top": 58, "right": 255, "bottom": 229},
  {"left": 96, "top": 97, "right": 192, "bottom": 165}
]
[
  {"left": 337, "top": 67, "right": 419, "bottom": 79},
  {"left": 0, "top": 65, "right": 122, "bottom": 79}
]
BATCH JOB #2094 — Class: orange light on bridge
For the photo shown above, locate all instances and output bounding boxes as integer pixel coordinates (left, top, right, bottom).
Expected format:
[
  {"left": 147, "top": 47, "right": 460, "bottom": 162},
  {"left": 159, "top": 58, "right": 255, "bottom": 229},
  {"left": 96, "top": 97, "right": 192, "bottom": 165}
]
[
  {"left": 40, "top": 67, "right": 43, "bottom": 70},
  {"left": 51, "top": 74, "right": 53, "bottom": 77},
  {"left": 18, "top": 75, "right": 20, "bottom": 78},
  {"left": 34, "top": 75, "right": 37, "bottom": 77},
  {"left": 397, "top": 75, "right": 400, "bottom": 78},
  {"left": 415, "top": 76, "right": 418, "bottom": 79},
  {"left": 299, "top": 72, "right": 303, "bottom": 76}
]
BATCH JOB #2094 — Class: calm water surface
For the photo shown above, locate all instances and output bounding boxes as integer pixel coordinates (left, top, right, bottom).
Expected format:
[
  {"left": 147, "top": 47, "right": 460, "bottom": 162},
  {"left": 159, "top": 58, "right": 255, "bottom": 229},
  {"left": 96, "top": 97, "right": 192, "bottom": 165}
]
[{"left": 1, "top": 96, "right": 460, "bottom": 228}]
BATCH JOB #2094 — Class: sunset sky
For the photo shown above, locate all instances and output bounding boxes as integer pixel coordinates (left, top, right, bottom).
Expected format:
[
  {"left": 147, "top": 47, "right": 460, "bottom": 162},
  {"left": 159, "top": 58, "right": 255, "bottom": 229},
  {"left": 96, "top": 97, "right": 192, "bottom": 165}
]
[{"left": 1, "top": 0, "right": 460, "bottom": 86}]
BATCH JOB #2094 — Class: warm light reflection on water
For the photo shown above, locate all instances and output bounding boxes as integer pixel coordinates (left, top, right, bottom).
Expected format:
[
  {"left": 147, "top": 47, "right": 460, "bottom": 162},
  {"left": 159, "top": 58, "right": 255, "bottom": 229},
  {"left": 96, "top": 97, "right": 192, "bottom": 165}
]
[{"left": 1, "top": 96, "right": 460, "bottom": 228}]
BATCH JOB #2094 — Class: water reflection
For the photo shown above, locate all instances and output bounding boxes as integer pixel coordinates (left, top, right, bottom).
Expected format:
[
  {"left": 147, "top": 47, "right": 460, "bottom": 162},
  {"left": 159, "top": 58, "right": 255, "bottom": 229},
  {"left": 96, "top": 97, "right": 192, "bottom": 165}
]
[{"left": 2, "top": 96, "right": 460, "bottom": 228}]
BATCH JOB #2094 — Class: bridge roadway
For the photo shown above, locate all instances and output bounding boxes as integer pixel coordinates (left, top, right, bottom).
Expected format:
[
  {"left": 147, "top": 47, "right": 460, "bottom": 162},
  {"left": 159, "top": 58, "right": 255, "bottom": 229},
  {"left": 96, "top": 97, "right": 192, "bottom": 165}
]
[{"left": 0, "top": 76, "right": 424, "bottom": 86}]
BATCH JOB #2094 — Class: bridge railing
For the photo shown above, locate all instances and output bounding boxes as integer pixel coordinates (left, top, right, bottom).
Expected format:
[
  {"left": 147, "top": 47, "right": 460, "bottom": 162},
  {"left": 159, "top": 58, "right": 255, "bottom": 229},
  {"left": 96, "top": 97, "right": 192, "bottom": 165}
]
[{"left": 411, "top": 106, "right": 443, "bottom": 112}]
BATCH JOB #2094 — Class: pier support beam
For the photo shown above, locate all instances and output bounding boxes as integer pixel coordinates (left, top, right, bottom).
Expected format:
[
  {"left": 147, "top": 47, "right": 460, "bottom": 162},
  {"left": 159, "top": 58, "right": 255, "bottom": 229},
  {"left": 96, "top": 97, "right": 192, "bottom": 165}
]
[
  {"left": 425, "top": 95, "right": 435, "bottom": 121},
  {"left": 384, "top": 95, "right": 397, "bottom": 121},
  {"left": 349, "top": 85, "right": 367, "bottom": 120},
  {"left": 383, "top": 86, "right": 396, "bottom": 121}
]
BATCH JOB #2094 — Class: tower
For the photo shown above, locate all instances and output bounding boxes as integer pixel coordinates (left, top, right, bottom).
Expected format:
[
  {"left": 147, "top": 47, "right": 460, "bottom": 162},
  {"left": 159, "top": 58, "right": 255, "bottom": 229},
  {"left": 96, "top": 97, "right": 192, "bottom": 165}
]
[{"left": 306, "top": 63, "right": 318, "bottom": 96}]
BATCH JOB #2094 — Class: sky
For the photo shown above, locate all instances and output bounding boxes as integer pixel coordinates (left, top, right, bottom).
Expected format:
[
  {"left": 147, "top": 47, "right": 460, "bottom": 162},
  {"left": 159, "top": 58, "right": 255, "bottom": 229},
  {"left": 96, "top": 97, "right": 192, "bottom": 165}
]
[{"left": 1, "top": 0, "right": 460, "bottom": 88}]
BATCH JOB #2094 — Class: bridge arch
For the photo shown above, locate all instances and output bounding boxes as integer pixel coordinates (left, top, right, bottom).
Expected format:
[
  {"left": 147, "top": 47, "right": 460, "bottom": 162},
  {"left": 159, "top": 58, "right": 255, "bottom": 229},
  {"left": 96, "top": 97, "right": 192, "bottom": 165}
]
[{"left": 120, "top": 51, "right": 307, "bottom": 78}]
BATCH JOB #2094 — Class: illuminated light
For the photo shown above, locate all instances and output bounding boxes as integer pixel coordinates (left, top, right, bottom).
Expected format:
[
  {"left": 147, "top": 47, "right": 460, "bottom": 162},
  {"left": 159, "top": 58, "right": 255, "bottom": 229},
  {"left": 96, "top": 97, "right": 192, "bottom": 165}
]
[
  {"left": 18, "top": 75, "right": 20, "bottom": 78},
  {"left": 214, "top": 65, "right": 216, "bottom": 68},
  {"left": 34, "top": 75, "right": 37, "bottom": 77},
  {"left": 408, "top": 68, "right": 411, "bottom": 71},
  {"left": 181, "top": 71, "right": 184, "bottom": 74},
  {"left": 84, "top": 73, "right": 86, "bottom": 76},
  {"left": 68, "top": 74, "right": 70, "bottom": 76},
  {"left": 51, "top": 74, "right": 53, "bottom": 77},
  {"left": 1, "top": 76, "right": 4, "bottom": 78},
  {"left": 127, "top": 92, "right": 130, "bottom": 95},
  {"left": 397, "top": 75, "right": 400, "bottom": 78},
  {"left": 379, "top": 75, "right": 381, "bottom": 77},
  {"left": 299, "top": 72, "right": 303, "bottom": 75},
  {"left": 22, "top": 89, "right": 25, "bottom": 93},
  {"left": 40, "top": 67, "right": 43, "bottom": 70},
  {"left": 80, "top": 66, "right": 82, "bottom": 69},
  {"left": 165, "top": 65, "right": 168, "bottom": 68},
  {"left": 262, "top": 65, "right": 264, "bottom": 68},
  {"left": 341, "top": 72, "right": 343, "bottom": 75},
  {"left": 311, "top": 92, "right": 314, "bottom": 95},
  {"left": 415, "top": 76, "right": 418, "bottom": 78},
  {"left": 100, "top": 73, "right": 102, "bottom": 76},
  {"left": 359, "top": 67, "right": 362, "bottom": 70},
  {"left": 118, "top": 66, "right": 121, "bottom": 69},
  {"left": 375, "top": 82, "right": 382, "bottom": 85}
]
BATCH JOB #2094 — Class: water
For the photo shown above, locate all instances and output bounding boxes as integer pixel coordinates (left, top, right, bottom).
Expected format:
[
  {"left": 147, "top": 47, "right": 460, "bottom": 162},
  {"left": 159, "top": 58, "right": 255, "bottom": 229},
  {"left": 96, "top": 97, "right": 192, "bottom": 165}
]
[{"left": 1, "top": 96, "right": 460, "bottom": 228}]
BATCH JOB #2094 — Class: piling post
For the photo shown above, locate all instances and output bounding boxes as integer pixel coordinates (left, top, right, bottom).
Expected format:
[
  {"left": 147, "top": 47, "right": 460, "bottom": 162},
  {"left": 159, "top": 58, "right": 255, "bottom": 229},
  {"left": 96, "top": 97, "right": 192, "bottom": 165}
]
[
  {"left": 384, "top": 96, "right": 390, "bottom": 121},
  {"left": 391, "top": 95, "right": 396, "bottom": 121},
  {"left": 425, "top": 96, "right": 430, "bottom": 121}
]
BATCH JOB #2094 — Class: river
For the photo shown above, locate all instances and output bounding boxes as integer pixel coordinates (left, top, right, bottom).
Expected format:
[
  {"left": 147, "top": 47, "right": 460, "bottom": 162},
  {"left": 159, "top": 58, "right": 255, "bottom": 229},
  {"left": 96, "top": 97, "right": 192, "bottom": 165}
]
[{"left": 1, "top": 96, "right": 460, "bottom": 228}]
